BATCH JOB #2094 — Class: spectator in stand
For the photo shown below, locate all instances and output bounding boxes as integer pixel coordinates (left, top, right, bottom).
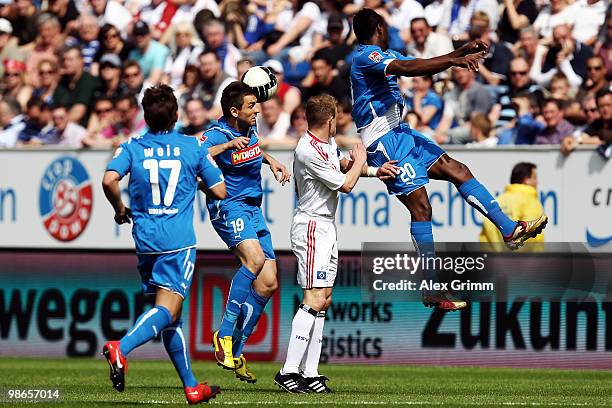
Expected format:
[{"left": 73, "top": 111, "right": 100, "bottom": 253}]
[
  {"left": 538, "top": 23, "right": 593, "bottom": 89},
  {"left": 566, "top": 0, "right": 607, "bottom": 47},
  {"left": 406, "top": 17, "right": 453, "bottom": 59},
  {"left": 6, "top": 0, "right": 39, "bottom": 46},
  {"left": 128, "top": 21, "right": 170, "bottom": 85},
  {"left": 287, "top": 103, "right": 308, "bottom": 139},
  {"left": 497, "top": 0, "right": 538, "bottom": 46},
  {"left": 301, "top": 50, "right": 349, "bottom": 101},
  {"left": 435, "top": 67, "right": 494, "bottom": 144},
  {"left": 164, "top": 22, "right": 203, "bottom": 89},
  {"left": 53, "top": 45, "right": 100, "bottom": 126},
  {"left": 2, "top": 60, "right": 32, "bottom": 110},
  {"left": 0, "top": 19, "right": 20, "bottom": 79},
  {"left": 497, "top": 91, "right": 544, "bottom": 145},
  {"left": 176, "top": 64, "right": 201, "bottom": 109},
  {"left": 334, "top": 98, "right": 359, "bottom": 148},
  {"left": 576, "top": 56, "right": 611, "bottom": 100},
  {"left": 404, "top": 75, "right": 443, "bottom": 133},
  {"left": 96, "top": 54, "right": 126, "bottom": 100},
  {"left": 595, "top": 18, "right": 612, "bottom": 79},
  {"left": 17, "top": 98, "right": 51, "bottom": 145},
  {"left": 31, "top": 59, "right": 61, "bottom": 105},
  {"left": 468, "top": 112, "right": 497, "bottom": 146},
  {"left": 65, "top": 14, "right": 100, "bottom": 72},
  {"left": 82, "top": 96, "right": 120, "bottom": 148},
  {"left": 201, "top": 18, "right": 242, "bottom": 78},
  {"left": 263, "top": 59, "right": 301, "bottom": 114},
  {"left": 437, "top": 0, "right": 499, "bottom": 41},
  {"left": 550, "top": 73, "right": 574, "bottom": 101},
  {"left": 121, "top": 60, "right": 152, "bottom": 104},
  {"left": 115, "top": 93, "right": 146, "bottom": 141},
  {"left": 47, "top": 0, "right": 79, "bottom": 32},
  {"left": 577, "top": 88, "right": 612, "bottom": 144},
  {"left": 180, "top": 97, "right": 209, "bottom": 137},
  {"left": 388, "top": 0, "right": 425, "bottom": 43},
  {"left": 257, "top": 95, "right": 292, "bottom": 147},
  {"left": 309, "top": 13, "right": 352, "bottom": 69},
  {"left": 190, "top": 50, "right": 234, "bottom": 120},
  {"left": 37, "top": 104, "right": 86, "bottom": 147},
  {"left": 560, "top": 93, "right": 604, "bottom": 154},
  {"left": 535, "top": 98, "right": 575, "bottom": 144},
  {"left": 87, "top": 0, "right": 132, "bottom": 35},
  {"left": 533, "top": 0, "right": 572, "bottom": 42},
  {"left": 516, "top": 26, "right": 549, "bottom": 83},
  {"left": 23, "top": 13, "right": 62, "bottom": 87},
  {"left": 469, "top": 11, "right": 514, "bottom": 85},
  {"left": 96, "top": 24, "right": 135, "bottom": 63},
  {"left": 492, "top": 57, "right": 546, "bottom": 128},
  {"left": 236, "top": 57, "right": 253, "bottom": 81},
  {"left": 480, "top": 162, "right": 544, "bottom": 244},
  {"left": 0, "top": 96, "right": 26, "bottom": 148}
]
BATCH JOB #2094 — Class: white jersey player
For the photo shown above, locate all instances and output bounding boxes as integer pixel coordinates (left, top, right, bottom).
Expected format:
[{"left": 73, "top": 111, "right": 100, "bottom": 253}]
[{"left": 275, "top": 94, "right": 399, "bottom": 394}]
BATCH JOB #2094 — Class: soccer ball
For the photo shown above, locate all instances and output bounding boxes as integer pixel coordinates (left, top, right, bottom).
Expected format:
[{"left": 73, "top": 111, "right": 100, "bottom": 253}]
[{"left": 241, "top": 66, "right": 278, "bottom": 103}]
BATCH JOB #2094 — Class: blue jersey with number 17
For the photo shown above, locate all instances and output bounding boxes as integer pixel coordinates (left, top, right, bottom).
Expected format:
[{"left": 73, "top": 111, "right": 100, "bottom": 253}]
[
  {"left": 350, "top": 44, "right": 415, "bottom": 130},
  {"left": 107, "top": 131, "right": 224, "bottom": 254}
]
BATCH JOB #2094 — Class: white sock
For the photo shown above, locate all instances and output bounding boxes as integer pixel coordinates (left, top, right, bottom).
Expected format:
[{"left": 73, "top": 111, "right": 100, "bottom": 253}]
[
  {"left": 281, "top": 305, "right": 316, "bottom": 375},
  {"left": 301, "top": 310, "right": 325, "bottom": 378}
]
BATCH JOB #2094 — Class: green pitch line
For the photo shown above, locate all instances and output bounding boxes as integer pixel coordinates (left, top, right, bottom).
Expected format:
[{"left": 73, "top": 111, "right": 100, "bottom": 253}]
[{"left": 0, "top": 358, "right": 610, "bottom": 407}]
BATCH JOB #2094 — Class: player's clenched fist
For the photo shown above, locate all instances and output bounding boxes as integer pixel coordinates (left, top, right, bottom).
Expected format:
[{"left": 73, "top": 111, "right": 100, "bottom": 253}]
[
  {"left": 350, "top": 143, "right": 367, "bottom": 164},
  {"left": 114, "top": 206, "right": 131, "bottom": 225},
  {"left": 377, "top": 160, "right": 401, "bottom": 181},
  {"left": 226, "top": 136, "right": 250, "bottom": 150}
]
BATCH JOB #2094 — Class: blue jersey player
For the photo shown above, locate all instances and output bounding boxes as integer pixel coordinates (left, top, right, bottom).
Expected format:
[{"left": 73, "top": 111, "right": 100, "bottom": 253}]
[
  {"left": 350, "top": 9, "right": 548, "bottom": 311},
  {"left": 101, "top": 85, "right": 226, "bottom": 404},
  {"left": 201, "top": 81, "right": 291, "bottom": 383}
]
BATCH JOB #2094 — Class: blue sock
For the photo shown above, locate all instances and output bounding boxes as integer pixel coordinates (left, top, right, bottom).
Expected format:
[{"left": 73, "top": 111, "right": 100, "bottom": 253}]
[
  {"left": 162, "top": 319, "right": 198, "bottom": 388},
  {"left": 219, "top": 265, "right": 256, "bottom": 337},
  {"left": 411, "top": 221, "right": 437, "bottom": 293},
  {"left": 458, "top": 178, "right": 517, "bottom": 236},
  {"left": 233, "top": 287, "right": 270, "bottom": 357},
  {"left": 120, "top": 305, "right": 173, "bottom": 356}
]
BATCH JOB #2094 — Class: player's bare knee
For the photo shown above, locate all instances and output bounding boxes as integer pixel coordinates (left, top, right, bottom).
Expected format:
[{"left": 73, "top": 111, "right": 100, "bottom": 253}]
[
  {"left": 244, "top": 253, "right": 265, "bottom": 273},
  {"left": 410, "top": 199, "right": 432, "bottom": 221},
  {"left": 450, "top": 160, "right": 473, "bottom": 184}
]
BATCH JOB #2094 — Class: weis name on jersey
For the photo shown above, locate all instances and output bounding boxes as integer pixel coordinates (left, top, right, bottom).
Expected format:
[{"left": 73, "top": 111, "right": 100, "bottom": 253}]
[
  {"left": 368, "top": 51, "right": 383, "bottom": 63},
  {"left": 231, "top": 143, "right": 261, "bottom": 164},
  {"left": 143, "top": 145, "right": 181, "bottom": 158}
]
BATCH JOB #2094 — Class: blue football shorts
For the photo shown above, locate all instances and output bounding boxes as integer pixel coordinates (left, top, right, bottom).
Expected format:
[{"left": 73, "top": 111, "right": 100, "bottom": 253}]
[
  {"left": 211, "top": 202, "right": 276, "bottom": 260},
  {"left": 367, "top": 123, "right": 445, "bottom": 196},
  {"left": 137, "top": 246, "right": 197, "bottom": 298}
]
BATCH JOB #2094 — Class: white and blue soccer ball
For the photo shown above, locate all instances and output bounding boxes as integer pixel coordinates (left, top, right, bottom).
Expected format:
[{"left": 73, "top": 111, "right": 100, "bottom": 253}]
[{"left": 241, "top": 66, "right": 278, "bottom": 103}]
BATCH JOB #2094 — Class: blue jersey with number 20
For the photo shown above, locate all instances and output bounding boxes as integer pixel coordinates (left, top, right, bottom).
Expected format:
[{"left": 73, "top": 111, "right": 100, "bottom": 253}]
[{"left": 107, "top": 131, "right": 224, "bottom": 254}]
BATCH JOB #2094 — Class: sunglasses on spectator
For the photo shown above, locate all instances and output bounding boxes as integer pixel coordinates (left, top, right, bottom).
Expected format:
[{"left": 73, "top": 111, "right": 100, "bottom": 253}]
[
  {"left": 96, "top": 107, "right": 113, "bottom": 114},
  {"left": 585, "top": 107, "right": 599, "bottom": 113},
  {"left": 39, "top": 69, "right": 56, "bottom": 76},
  {"left": 510, "top": 71, "right": 528, "bottom": 76},
  {"left": 101, "top": 63, "right": 118, "bottom": 70},
  {"left": 4, "top": 72, "right": 21, "bottom": 77},
  {"left": 587, "top": 65, "right": 603, "bottom": 71},
  {"left": 105, "top": 32, "right": 119, "bottom": 40},
  {"left": 123, "top": 71, "right": 140, "bottom": 78}
]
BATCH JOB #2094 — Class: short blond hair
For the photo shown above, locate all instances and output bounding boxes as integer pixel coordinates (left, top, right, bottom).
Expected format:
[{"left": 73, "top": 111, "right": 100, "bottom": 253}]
[{"left": 306, "top": 94, "right": 337, "bottom": 128}]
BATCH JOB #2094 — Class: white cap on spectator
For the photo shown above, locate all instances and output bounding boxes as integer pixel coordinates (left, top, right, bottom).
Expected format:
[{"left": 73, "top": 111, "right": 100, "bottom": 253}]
[
  {"left": 264, "top": 59, "right": 284, "bottom": 75},
  {"left": 0, "top": 18, "right": 13, "bottom": 34},
  {"left": 100, "top": 53, "right": 122, "bottom": 68}
]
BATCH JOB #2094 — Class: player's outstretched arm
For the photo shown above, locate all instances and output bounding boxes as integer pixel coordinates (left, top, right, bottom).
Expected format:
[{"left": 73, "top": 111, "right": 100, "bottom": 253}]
[
  {"left": 207, "top": 136, "right": 250, "bottom": 157},
  {"left": 340, "top": 158, "right": 400, "bottom": 181},
  {"left": 387, "top": 40, "right": 488, "bottom": 77},
  {"left": 263, "top": 152, "right": 291, "bottom": 185},
  {"left": 102, "top": 171, "right": 131, "bottom": 224}
]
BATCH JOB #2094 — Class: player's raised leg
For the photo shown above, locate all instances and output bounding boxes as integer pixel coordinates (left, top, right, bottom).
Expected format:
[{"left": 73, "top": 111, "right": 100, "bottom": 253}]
[
  {"left": 428, "top": 154, "right": 547, "bottom": 249},
  {"left": 214, "top": 239, "right": 264, "bottom": 369}
]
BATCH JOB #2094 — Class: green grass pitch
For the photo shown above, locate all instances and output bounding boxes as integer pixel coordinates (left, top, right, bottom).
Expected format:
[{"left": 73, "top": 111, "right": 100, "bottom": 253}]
[{"left": 0, "top": 358, "right": 611, "bottom": 407}]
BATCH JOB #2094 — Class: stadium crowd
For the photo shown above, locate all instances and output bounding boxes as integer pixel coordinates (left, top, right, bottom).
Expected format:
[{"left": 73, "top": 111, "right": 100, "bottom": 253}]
[{"left": 0, "top": 0, "right": 609, "bottom": 155}]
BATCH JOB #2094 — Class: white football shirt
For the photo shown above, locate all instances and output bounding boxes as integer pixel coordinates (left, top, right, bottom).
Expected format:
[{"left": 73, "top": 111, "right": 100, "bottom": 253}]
[{"left": 293, "top": 131, "right": 346, "bottom": 220}]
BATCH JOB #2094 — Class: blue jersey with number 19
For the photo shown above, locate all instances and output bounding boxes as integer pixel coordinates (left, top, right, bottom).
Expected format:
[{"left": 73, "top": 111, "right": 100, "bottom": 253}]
[{"left": 107, "top": 131, "right": 224, "bottom": 254}]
